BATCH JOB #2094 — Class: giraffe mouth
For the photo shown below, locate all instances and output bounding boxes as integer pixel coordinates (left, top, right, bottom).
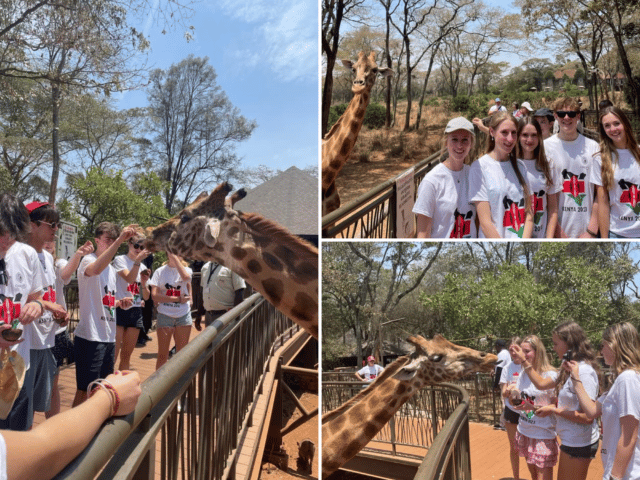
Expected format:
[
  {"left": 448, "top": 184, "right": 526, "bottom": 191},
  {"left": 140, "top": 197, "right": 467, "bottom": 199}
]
[{"left": 204, "top": 220, "right": 221, "bottom": 247}]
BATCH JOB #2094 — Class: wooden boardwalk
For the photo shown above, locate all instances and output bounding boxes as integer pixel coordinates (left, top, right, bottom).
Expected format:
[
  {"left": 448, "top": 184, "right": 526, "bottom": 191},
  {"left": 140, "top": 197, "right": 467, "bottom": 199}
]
[{"left": 469, "top": 422, "right": 604, "bottom": 480}]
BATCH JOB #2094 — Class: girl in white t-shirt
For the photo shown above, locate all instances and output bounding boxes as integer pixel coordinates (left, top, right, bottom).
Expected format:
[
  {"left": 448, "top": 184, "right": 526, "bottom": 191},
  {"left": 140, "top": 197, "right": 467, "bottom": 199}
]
[
  {"left": 149, "top": 253, "right": 192, "bottom": 370},
  {"left": 569, "top": 322, "right": 640, "bottom": 480},
  {"left": 591, "top": 106, "right": 640, "bottom": 238},
  {"left": 413, "top": 117, "right": 477, "bottom": 238},
  {"left": 112, "top": 230, "right": 151, "bottom": 371},
  {"left": 516, "top": 117, "right": 561, "bottom": 238},
  {"left": 509, "top": 335, "right": 558, "bottom": 480},
  {"left": 512, "top": 321, "right": 600, "bottom": 480},
  {"left": 469, "top": 112, "right": 534, "bottom": 238},
  {"left": 500, "top": 336, "right": 524, "bottom": 480}
]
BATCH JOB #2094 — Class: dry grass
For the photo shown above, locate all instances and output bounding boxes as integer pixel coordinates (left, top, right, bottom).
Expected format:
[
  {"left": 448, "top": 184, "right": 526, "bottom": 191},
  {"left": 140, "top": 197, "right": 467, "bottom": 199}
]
[{"left": 335, "top": 101, "right": 450, "bottom": 205}]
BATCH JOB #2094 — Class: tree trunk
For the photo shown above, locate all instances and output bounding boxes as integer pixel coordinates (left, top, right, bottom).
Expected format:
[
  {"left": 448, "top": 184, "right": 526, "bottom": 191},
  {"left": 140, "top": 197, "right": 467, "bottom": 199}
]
[{"left": 49, "top": 83, "right": 61, "bottom": 204}]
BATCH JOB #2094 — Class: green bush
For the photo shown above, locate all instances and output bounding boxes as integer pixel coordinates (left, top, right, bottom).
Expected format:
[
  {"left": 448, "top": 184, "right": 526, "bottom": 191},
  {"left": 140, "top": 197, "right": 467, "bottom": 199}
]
[
  {"left": 327, "top": 102, "right": 388, "bottom": 130},
  {"left": 451, "top": 95, "right": 470, "bottom": 112}
]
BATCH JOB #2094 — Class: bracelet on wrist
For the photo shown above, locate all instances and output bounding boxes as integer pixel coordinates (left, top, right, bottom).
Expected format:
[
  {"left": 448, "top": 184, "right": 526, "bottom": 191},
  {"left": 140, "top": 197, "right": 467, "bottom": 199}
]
[
  {"left": 586, "top": 228, "right": 597, "bottom": 237},
  {"left": 609, "top": 475, "right": 622, "bottom": 480},
  {"left": 133, "top": 262, "right": 141, "bottom": 266},
  {"left": 32, "top": 300, "right": 44, "bottom": 315},
  {"left": 571, "top": 376, "right": 582, "bottom": 383}
]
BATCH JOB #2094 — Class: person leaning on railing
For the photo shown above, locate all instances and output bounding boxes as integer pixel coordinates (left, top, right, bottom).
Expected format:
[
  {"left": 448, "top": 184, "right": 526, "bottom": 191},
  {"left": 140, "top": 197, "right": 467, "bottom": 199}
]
[{"left": 0, "top": 368, "right": 141, "bottom": 480}]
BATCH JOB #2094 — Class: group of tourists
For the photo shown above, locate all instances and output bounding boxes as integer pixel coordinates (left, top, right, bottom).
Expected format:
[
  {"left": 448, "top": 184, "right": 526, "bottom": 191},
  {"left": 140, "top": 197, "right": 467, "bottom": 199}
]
[
  {"left": 413, "top": 96, "right": 640, "bottom": 239},
  {"left": 495, "top": 321, "right": 640, "bottom": 480}
]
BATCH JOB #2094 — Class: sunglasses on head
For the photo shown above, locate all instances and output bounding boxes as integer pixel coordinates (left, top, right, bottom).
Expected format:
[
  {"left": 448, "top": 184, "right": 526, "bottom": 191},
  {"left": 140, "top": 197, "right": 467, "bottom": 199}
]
[
  {"left": 39, "top": 220, "right": 61, "bottom": 229},
  {"left": 556, "top": 110, "right": 578, "bottom": 118}
]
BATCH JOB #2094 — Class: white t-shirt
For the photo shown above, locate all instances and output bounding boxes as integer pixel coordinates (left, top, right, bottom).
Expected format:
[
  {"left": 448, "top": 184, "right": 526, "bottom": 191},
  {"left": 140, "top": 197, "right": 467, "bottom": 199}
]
[
  {"left": 201, "top": 262, "right": 246, "bottom": 311},
  {"left": 412, "top": 163, "right": 477, "bottom": 238},
  {"left": 149, "top": 265, "right": 192, "bottom": 318},
  {"left": 0, "top": 433, "right": 6, "bottom": 480},
  {"left": 599, "top": 370, "right": 640, "bottom": 480},
  {"left": 520, "top": 158, "right": 562, "bottom": 238},
  {"left": 112, "top": 254, "right": 147, "bottom": 309},
  {"left": 357, "top": 364, "right": 384, "bottom": 382},
  {"left": 591, "top": 148, "right": 640, "bottom": 237},
  {"left": 516, "top": 369, "right": 558, "bottom": 440},
  {"left": 75, "top": 253, "right": 118, "bottom": 343},
  {"left": 469, "top": 154, "right": 528, "bottom": 238},
  {"left": 489, "top": 105, "right": 507, "bottom": 114},
  {"left": 53, "top": 258, "right": 70, "bottom": 335},
  {"left": 544, "top": 134, "right": 599, "bottom": 237},
  {"left": 28, "top": 251, "right": 57, "bottom": 350},
  {"left": 556, "top": 362, "right": 599, "bottom": 447},
  {"left": 0, "top": 242, "right": 44, "bottom": 370},
  {"left": 496, "top": 349, "right": 511, "bottom": 370},
  {"left": 500, "top": 362, "right": 523, "bottom": 410}
]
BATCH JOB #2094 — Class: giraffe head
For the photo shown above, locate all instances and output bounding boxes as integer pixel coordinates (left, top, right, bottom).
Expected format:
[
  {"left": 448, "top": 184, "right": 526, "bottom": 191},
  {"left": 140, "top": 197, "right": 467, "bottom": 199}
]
[
  {"left": 144, "top": 182, "right": 239, "bottom": 261},
  {"left": 342, "top": 51, "right": 393, "bottom": 95},
  {"left": 394, "top": 335, "right": 497, "bottom": 387}
]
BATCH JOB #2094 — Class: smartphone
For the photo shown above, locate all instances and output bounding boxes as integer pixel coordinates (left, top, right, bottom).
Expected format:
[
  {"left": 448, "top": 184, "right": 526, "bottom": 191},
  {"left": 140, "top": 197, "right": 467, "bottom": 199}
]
[{"left": 562, "top": 349, "right": 573, "bottom": 362}]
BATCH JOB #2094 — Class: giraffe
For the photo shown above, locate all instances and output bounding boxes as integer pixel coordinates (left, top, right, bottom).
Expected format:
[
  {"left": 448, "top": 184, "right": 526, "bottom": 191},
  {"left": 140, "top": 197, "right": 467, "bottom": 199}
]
[
  {"left": 144, "top": 182, "right": 318, "bottom": 339},
  {"left": 322, "top": 51, "right": 393, "bottom": 216},
  {"left": 322, "top": 335, "right": 497, "bottom": 477}
]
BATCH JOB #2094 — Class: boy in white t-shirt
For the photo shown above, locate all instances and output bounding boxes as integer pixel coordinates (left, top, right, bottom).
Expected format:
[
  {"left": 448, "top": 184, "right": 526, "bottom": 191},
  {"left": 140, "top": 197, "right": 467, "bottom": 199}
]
[
  {"left": 544, "top": 97, "right": 600, "bottom": 238},
  {"left": 0, "top": 194, "right": 47, "bottom": 431},
  {"left": 356, "top": 356, "right": 384, "bottom": 383},
  {"left": 72, "top": 222, "right": 137, "bottom": 407}
]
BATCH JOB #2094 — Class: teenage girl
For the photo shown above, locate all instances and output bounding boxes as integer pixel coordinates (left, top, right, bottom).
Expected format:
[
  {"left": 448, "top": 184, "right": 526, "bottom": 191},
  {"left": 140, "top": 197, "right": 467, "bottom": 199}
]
[
  {"left": 516, "top": 117, "right": 560, "bottom": 238},
  {"left": 469, "top": 112, "right": 534, "bottom": 238},
  {"left": 500, "top": 336, "right": 524, "bottom": 480},
  {"left": 591, "top": 106, "right": 640, "bottom": 238}
]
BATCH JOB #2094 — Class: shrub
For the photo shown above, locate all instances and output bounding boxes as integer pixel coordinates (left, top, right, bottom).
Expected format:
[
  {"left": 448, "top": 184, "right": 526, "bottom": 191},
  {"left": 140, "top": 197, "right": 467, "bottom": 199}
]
[
  {"left": 326, "top": 102, "right": 388, "bottom": 130},
  {"left": 451, "top": 95, "right": 470, "bottom": 112}
]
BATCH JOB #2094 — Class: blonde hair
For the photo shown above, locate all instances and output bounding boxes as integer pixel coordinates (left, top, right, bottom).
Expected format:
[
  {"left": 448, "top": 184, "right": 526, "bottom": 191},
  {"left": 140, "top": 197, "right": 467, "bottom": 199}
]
[
  {"left": 521, "top": 334, "right": 555, "bottom": 374},
  {"left": 486, "top": 112, "right": 532, "bottom": 214},
  {"left": 602, "top": 322, "right": 640, "bottom": 377},
  {"left": 597, "top": 106, "right": 640, "bottom": 191}
]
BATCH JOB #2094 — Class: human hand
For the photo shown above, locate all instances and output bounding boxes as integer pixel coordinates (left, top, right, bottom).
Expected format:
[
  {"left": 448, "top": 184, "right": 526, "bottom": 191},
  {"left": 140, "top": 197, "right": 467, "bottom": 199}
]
[
  {"left": 118, "top": 297, "right": 133, "bottom": 310},
  {"left": 76, "top": 240, "right": 95, "bottom": 256},
  {"left": 0, "top": 324, "right": 24, "bottom": 347},
  {"left": 534, "top": 405, "right": 555, "bottom": 417},
  {"left": 563, "top": 359, "right": 580, "bottom": 377},
  {"left": 180, "top": 295, "right": 191, "bottom": 304},
  {"left": 18, "top": 301, "right": 43, "bottom": 325},
  {"left": 120, "top": 225, "right": 140, "bottom": 243},
  {"left": 509, "top": 344, "right": 526, "bottom": 363},
  {"left": 104, "top": 370, "right": 141, "bottom": 416},
  {"left": 136, "top": 249, "right": 151, "bottom": 263},
  {"left": 48, "top": 302, "right": 67, "bottom": 320}
]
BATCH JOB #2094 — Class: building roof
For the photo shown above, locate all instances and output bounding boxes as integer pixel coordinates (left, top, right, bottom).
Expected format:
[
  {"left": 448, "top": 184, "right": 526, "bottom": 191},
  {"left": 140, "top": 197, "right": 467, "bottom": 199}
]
[{"left": 234, "top": 166, "right": 318, "bottom": 236}]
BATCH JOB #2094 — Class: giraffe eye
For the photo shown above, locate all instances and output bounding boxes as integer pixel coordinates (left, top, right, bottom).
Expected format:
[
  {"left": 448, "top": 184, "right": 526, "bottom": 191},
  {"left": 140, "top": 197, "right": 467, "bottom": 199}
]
[
  {"left": 180, "top": 214, "right": 190, "bottom": 224},
  {"left": 430, "top": 355, "right": 443, "bottom": 362}
]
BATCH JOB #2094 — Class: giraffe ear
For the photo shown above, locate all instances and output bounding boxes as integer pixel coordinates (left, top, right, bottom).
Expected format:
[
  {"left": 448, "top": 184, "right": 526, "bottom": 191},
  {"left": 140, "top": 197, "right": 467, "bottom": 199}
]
[
  {"left": 406, "top": 335, "right": 429, "bottom": 356},
  {"left": 395, "top": 360, "right": 420, "bottom": 381},
  {"left": 204, "top": 221, "right": 221, "bottom": 247}
]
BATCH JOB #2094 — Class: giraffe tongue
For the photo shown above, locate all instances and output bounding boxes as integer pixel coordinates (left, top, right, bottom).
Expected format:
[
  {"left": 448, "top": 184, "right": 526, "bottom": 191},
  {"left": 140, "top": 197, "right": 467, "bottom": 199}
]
[{"left": 204, "top": 221, "right": 221, "bottom": 247}]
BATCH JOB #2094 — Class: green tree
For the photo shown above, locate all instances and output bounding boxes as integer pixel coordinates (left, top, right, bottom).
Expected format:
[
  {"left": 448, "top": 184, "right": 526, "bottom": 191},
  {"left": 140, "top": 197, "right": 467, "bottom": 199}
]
[
  {"left": 58, "top": 167, "right": 168, "bottom": 244},
  {"left": 146, "top": 55, "right": 256, "bottom": 213}
]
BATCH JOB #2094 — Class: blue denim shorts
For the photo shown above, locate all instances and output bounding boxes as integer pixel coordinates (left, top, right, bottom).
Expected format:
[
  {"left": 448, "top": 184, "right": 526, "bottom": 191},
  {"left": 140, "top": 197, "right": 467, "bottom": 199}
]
[{"left": 157, "top": 312, "right": 192, "bottom": 329}]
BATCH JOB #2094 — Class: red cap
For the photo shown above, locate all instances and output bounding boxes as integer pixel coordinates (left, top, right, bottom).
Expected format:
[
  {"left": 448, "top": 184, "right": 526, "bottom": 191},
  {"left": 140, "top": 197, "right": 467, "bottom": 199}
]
[
  {"left": 25, "top": 201, "right": 49, "bottom": 213},
  {"left": 367, "top": 356, "right": 375, "bottom": 362}
]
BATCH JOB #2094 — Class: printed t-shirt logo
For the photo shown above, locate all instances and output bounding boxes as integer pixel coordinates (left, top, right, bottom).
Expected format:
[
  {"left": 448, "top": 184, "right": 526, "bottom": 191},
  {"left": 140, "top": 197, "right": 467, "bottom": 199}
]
[
  {"left": 531, "top": 190, "right": 546, "bottom": 225},
  {"left": 102, "top": 285, "right": 116, "bottom": 317},
  {"left": 450, "top": 209, "right": 474, "bottom": 238},
  {"left": 42, "top": 285, "right": 56, "bottom": 303},
  {"left": 502, "top": 196, "right": 526, "bottom": 237},
  {"left": 127, "top": 282, "right": 141, "bottom": 302},
  {"left": 165, "top": 283, "right": 182, "bottom": 305},
  {"left": 0, "top": 293, "right": 22, "bottom": 326},
  {"left": 562, "top": 169, "right": 586, "bottom": 206},
  {"left": 618, "top": 179, "right": 640, "bottom": 214}
]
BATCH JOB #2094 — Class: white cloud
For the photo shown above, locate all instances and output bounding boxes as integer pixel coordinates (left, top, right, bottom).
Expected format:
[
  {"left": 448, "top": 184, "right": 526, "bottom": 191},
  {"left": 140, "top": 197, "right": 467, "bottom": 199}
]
[{"left": 213, "top": 0, "right": 317, "bottom": 82}]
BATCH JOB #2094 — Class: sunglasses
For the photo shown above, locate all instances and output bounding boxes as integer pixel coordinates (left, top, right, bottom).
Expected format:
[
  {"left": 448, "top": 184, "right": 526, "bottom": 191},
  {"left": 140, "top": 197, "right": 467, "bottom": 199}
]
[
  {"left": 556, "top": 111, "right": 578, "bottom": 118},
  {"left": 130, "top": 242, "right": 144, "bottom": 250},
  {"left": 39, "top": 220, "right": 61, "bottom": 229}
]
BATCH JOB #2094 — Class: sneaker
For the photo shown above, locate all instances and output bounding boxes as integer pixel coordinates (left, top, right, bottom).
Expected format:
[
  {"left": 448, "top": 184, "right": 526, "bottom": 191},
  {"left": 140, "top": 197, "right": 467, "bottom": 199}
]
[
  {"left": 136, "top": 340, "right": 147, "bottom": 347},
  {"left": 169, "top": 346, "right": 176, "bottom": 358}
]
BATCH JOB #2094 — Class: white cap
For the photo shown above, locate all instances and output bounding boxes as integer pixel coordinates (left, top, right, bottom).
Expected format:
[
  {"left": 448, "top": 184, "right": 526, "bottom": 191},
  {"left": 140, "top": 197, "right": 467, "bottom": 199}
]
[
  {"left": 444, "top": 117, "right": 475, "bottom": 136},
  {"left": 521, "top": 101, "right": 533, "bottom": 112}
]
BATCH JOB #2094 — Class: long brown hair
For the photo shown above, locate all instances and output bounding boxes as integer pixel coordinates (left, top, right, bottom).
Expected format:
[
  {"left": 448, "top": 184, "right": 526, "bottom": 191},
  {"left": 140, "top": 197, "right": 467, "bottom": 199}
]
[
  {"left": 598, "top": 106, "right": 640, "bottom": 191},
  {"left": 516, "top": 117, "right": 553, "bottom": 187},
  {"left": 602, "top": 322, "right": 640, "bottom": 377},
  {"left": 486, "top": 112, "right": 532, "bottom": 213},
  {"left": 552, "top": 321, "right": 600, "bottom": 397}
]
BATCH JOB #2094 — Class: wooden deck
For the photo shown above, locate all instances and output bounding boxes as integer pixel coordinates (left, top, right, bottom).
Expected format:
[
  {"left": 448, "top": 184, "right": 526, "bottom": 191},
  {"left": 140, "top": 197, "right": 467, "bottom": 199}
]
[{"left": 469, "top": 422, "right": 604, "bottom": 480}]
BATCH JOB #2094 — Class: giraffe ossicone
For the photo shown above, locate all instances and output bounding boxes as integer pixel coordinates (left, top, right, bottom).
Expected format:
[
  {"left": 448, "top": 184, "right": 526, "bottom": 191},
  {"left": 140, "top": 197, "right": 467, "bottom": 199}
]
[
  {"left": 145, "top": 182, "right": 318, "bottom": 339},
  {"left": 321, "top": 334, "right": 497, "bottom": 477},
  {"left": 322, "top": 51, "right": 393, "bottom": 216}
]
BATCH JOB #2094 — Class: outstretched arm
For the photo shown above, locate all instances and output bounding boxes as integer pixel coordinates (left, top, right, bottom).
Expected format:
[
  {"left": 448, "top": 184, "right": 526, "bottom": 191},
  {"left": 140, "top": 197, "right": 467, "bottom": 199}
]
[{"left": 3, "top": 371, "right": 141, "bottom": 480}]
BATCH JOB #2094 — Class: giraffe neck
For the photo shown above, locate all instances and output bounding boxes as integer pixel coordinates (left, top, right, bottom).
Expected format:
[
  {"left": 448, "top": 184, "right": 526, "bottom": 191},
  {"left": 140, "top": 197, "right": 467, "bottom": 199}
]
[
  {"left": 321, "top": 88, "right": 372, "bottom": 191},
  {"left": 214, "top": 212, "right": 318, "bottom": 338},
  {"left": 322, "top": 357, "right": 426, "bottom": 477}
]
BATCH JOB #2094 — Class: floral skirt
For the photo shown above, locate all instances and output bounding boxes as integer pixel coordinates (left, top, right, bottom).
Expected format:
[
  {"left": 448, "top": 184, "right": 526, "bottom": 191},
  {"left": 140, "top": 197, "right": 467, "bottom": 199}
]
[{"left": 515, "top": 431, "right": 558, "bottom": 469}]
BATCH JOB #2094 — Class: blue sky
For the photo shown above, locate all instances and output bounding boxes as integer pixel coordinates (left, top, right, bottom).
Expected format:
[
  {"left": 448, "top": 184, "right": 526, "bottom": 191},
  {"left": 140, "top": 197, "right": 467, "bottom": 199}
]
[{"left": 117, "top": 0, "right": 318, "bottom": 173}]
